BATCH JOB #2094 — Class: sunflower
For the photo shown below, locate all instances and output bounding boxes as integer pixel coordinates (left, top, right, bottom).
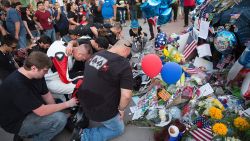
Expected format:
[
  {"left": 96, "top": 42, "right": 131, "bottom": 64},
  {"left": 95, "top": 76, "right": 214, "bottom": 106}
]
[
  {"left": 234, "top": 117, "right": 250, "bottom": 131},
  {"left": 212, "top": 123, "right": 228, "bottom": 136},
  {"left": 209, "top": 106, "right": 223, "bottom": 120}
]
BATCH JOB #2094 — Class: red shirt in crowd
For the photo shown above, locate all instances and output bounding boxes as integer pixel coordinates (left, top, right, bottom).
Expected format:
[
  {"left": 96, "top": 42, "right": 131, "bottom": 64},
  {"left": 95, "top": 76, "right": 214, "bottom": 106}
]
[
  {"left": 184, "top": 0, "right": 196, "bottom": 7},
  {"left": 35, "top": 10, "right": 53, "bottom": 30}
]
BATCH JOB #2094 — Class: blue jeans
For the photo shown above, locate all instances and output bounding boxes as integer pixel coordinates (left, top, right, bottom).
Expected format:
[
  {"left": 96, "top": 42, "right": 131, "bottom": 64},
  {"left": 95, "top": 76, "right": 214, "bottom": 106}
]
[
  {"left": 44, "top": 28, "right": 56, "bottom": 42},
  {"left": 31, "top": 30, "right": 40, "bottom": 38},
  {"left": 18, "top": 112, "right": 67, "bottom": 141},
  {"left": 81, "top": 114, "right": 125, "bottom": 141},
  {"left": 130, "top": 7, "right": 137, "bottom": 20},
  {"left": 118, "top": 9, "right": 126, "bottom": 24},
  {"left": 18, "top": 33, "right": 27, "bottom": 48}
]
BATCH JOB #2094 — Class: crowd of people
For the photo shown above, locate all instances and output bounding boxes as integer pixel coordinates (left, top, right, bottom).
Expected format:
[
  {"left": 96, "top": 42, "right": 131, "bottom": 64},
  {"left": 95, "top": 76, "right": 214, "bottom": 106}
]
[{"left": 0, "top": 0, "right": 197, "bottom": 141}]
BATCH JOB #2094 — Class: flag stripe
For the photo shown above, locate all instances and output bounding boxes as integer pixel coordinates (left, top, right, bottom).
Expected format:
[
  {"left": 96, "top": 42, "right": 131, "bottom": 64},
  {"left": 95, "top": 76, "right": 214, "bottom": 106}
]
[
  {"left": 197, "top": 128, "right": 213, "bottom": 140},
  {"left": 183, "top": 40, "right": 198, "bottom": 59},
  {"left": 189, "top": 127, "right": 213, "bottom": 141}
]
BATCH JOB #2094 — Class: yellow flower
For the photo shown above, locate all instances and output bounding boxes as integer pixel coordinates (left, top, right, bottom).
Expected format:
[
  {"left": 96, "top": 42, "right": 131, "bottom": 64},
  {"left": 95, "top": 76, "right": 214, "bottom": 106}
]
[
  {"left": 212, "top": 99, "right": 224, "bottom": 111},
  {"left": 212, "top": 123, "right": 228, "bottom": 136},
  {"left": 173, "top": 53, "right": 182, "bottom": 62},
  {"left": 209, "top": 106, "right": 223, "bottom": 120},
  {"left": 163, "top": 48, "right": 169, "bottom": 57},
  {"left": 234, "top": 117, "right": 250, "bottom": 131}
]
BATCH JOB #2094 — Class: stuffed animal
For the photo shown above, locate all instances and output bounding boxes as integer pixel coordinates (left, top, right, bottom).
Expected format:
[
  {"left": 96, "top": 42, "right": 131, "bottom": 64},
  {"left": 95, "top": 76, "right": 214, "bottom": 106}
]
[{"left": 154, "top": 119, "right": 186, "bottom": 141}]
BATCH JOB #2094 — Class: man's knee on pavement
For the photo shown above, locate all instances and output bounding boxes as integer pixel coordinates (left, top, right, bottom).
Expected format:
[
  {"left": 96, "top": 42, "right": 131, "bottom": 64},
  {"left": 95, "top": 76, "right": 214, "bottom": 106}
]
[{"left": 49, "top": 112, "right": 67, "bottom": 130}]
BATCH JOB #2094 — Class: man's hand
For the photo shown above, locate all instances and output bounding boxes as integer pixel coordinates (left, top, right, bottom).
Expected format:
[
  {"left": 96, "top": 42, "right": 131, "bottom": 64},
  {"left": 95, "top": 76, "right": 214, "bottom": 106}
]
[
  {"left": 66, "top": 46, "right": 73, "bottom": 56},
  {"left": 65, "top": 97, "right": 79, "bottom": 108},
  {"left": 118, "top": 109, "right": 125, "bottom": 120},
  {"left": 15, "top": 34, "right": 19, "bottom": 39}
]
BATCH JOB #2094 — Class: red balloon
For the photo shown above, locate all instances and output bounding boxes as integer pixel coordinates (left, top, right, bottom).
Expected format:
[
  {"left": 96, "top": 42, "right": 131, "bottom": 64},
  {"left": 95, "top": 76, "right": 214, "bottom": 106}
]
[{"left": 141, "top": 54, "right": 162, "bottom": 78}]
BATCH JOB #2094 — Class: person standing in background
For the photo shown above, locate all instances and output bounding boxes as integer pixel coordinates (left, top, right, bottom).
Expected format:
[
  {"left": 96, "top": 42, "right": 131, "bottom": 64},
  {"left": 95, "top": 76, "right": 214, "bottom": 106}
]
[
  {"left": 116, "top": 0, "right": 127, "bottom": 26},
  {"left": 34, "top": 1, "right": 56, "bottom": 41},
  {"left": 2, "top": 0, "right": 27, "bottom": 48},
  {"left": 127, "top": 0, "right": 137, "bottom": 21},
  {"left": 171, "top": 0, "right": 179, "bottom": 22},
  {"left": 90, "top": 0, "right": 104, "bottom": 24},
  {"left": 183, "top": 0, "right": 195, "bottom": 27}
]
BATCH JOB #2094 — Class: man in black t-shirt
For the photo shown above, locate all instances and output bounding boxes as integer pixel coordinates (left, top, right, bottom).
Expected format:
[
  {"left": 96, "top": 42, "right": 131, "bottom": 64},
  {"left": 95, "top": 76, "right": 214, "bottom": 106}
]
[
  {"left": 0, "top": 35, "right": 18, "bottom": 83},
  {"left": 0, "top": 52, "right": 78, "bottom": 140},
  {"left": 71, "top": 39, "right": 133, "bottom": 141}
]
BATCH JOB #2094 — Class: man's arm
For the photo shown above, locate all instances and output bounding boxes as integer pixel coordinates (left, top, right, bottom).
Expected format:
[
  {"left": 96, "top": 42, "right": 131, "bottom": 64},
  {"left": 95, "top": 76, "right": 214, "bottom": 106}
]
[
  {"left": 14, "top": 21, "right": 20, "bottom": 39},
  {"left": 33, "top": 15, "right": 43, "bottom": 30},
  {"left": 118, "top": 88, "right": 132, "bottom": 119},
  {"left": 33, "top": 97, "right": 78, "bottom": 116},
  {"left": 0, "top": 24, "right": 7, "bottom": 36},
  {"left": 41, "top": 92, "right": 56, "bottom": 104}
]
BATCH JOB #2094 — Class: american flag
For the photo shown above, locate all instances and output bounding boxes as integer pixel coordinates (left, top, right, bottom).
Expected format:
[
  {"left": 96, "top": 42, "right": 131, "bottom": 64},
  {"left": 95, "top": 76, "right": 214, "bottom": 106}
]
[
  {"left": 216, "top": 54, "right": 233, "bottom": 69},
  {"left": 184, "top": 67, "right": 199, "bottom": 74},
  {"left": 189, "top": 127, "right": 213, "bottom": 141},
  {"left": 184, "top": 121, "right": 213, "bottom": 141},
  {"left": 183, "top": 40, "right": 198, "bottom": 60}
]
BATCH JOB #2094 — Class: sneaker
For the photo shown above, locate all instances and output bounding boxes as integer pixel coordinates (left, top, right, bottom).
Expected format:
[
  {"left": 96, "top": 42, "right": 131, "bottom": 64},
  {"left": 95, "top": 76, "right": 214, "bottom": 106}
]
[
  {"left": 13, "top": 134, "right": 23, "bottom": 141},
  {"left": 70, "top": 127, "right": 83, "bottom": 141}
]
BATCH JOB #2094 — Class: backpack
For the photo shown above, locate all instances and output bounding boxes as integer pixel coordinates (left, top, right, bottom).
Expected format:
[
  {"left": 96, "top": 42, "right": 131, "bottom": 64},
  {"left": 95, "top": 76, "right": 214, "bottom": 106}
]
[{"left": 101, "top": 0, "right": 114, "bottom": 19}]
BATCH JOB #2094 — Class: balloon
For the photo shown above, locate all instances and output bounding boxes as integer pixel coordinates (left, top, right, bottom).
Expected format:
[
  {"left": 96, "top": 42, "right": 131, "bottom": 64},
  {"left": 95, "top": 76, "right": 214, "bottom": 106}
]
[
  {"left": 141, "top": 54, "right": 162, "bottom": 78},
  {"left": 239, "top": 45, "right": 250, "bottom": 68},
  {"left": 157, "top": 8, "right": 172, "bottom": 25},
  {"left": 161, "top": 62, "right": 182, "bottom": 84},
  {"left": 161, "top": 7, "right": 172, "bottom": 16},
  {"left": 214, "top": 30, "right": 237, "bottom": 54},
  {"left": 148, "top": 0, "right": 161, "bottom": 6},
  {"left": 196, "top": 0, "right": 204, "bottom": 5},
  {"left": 140, "top": 2, "right": 159, "bottom": 18},
  {"left": 155, "top": 32, "right": 167, "bottom": 48}
]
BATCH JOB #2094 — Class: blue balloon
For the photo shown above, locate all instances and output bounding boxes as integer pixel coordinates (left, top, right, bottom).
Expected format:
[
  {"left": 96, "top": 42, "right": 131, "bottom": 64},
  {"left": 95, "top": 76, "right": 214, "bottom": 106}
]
[
  {"left": 161, "top": 62, "right": 182, "bottom": 84},
  {"left": 196, "top": 0, "right": 205, "bottom": 5},
  {"left": 140, "top": 2, "right": 149, "bottom": 9},
  {"left": 148, "top": 0, "right": 161, "bottom": 6},
  {"left": 161, "top": 7, "right": 172, "bottom": 15},
  {"left": 140, "top": 2, "right": 160, "bottom": 18},
  {"left": 157, "top": 15, "right": 171, "bottom": 25}
]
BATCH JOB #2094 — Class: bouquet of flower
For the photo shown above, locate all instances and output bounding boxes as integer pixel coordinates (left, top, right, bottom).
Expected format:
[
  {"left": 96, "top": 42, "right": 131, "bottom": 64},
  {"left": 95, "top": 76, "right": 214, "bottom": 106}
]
[{"left": 161, "top": 46, "right": 183, "bottom": 63}]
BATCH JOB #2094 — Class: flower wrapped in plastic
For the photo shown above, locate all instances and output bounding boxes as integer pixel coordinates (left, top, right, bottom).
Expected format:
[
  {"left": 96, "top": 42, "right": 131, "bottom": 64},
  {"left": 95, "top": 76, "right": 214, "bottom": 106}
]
[{"left": 162, "top": 46, "right": 183, "bottom": 63}]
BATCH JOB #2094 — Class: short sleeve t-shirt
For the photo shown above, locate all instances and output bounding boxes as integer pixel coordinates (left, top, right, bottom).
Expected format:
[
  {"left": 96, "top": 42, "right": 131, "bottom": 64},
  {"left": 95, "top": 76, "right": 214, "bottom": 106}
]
[
  {"left": 22, "top": 15, "right": 36, "bottom": 31},
  {"left": 35, "top": 10, "right": 53, "bottom": 30},
  {"left": 54, "top": 10, "right": 69, "bottom": 29},
  {"left": 6, "top": 8, "right": 26, "bottom": 35},
  {"left": 116, "top": 0, "right": 127, "bottom": 10},
  {"left": 78, "top": 50, "right": 133, "bottom": 122},
  {"left": 0, "top": 71, "right": 48, "bottom": 133},
  {"left": 90, "top": 5, "right": 103, "bottom": 23},
  {"left": 0, "top": 51, "right": 16, "bottom": 81},
  {"left": 67, "top": 11, "right": 79, "bottom": 23}
]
